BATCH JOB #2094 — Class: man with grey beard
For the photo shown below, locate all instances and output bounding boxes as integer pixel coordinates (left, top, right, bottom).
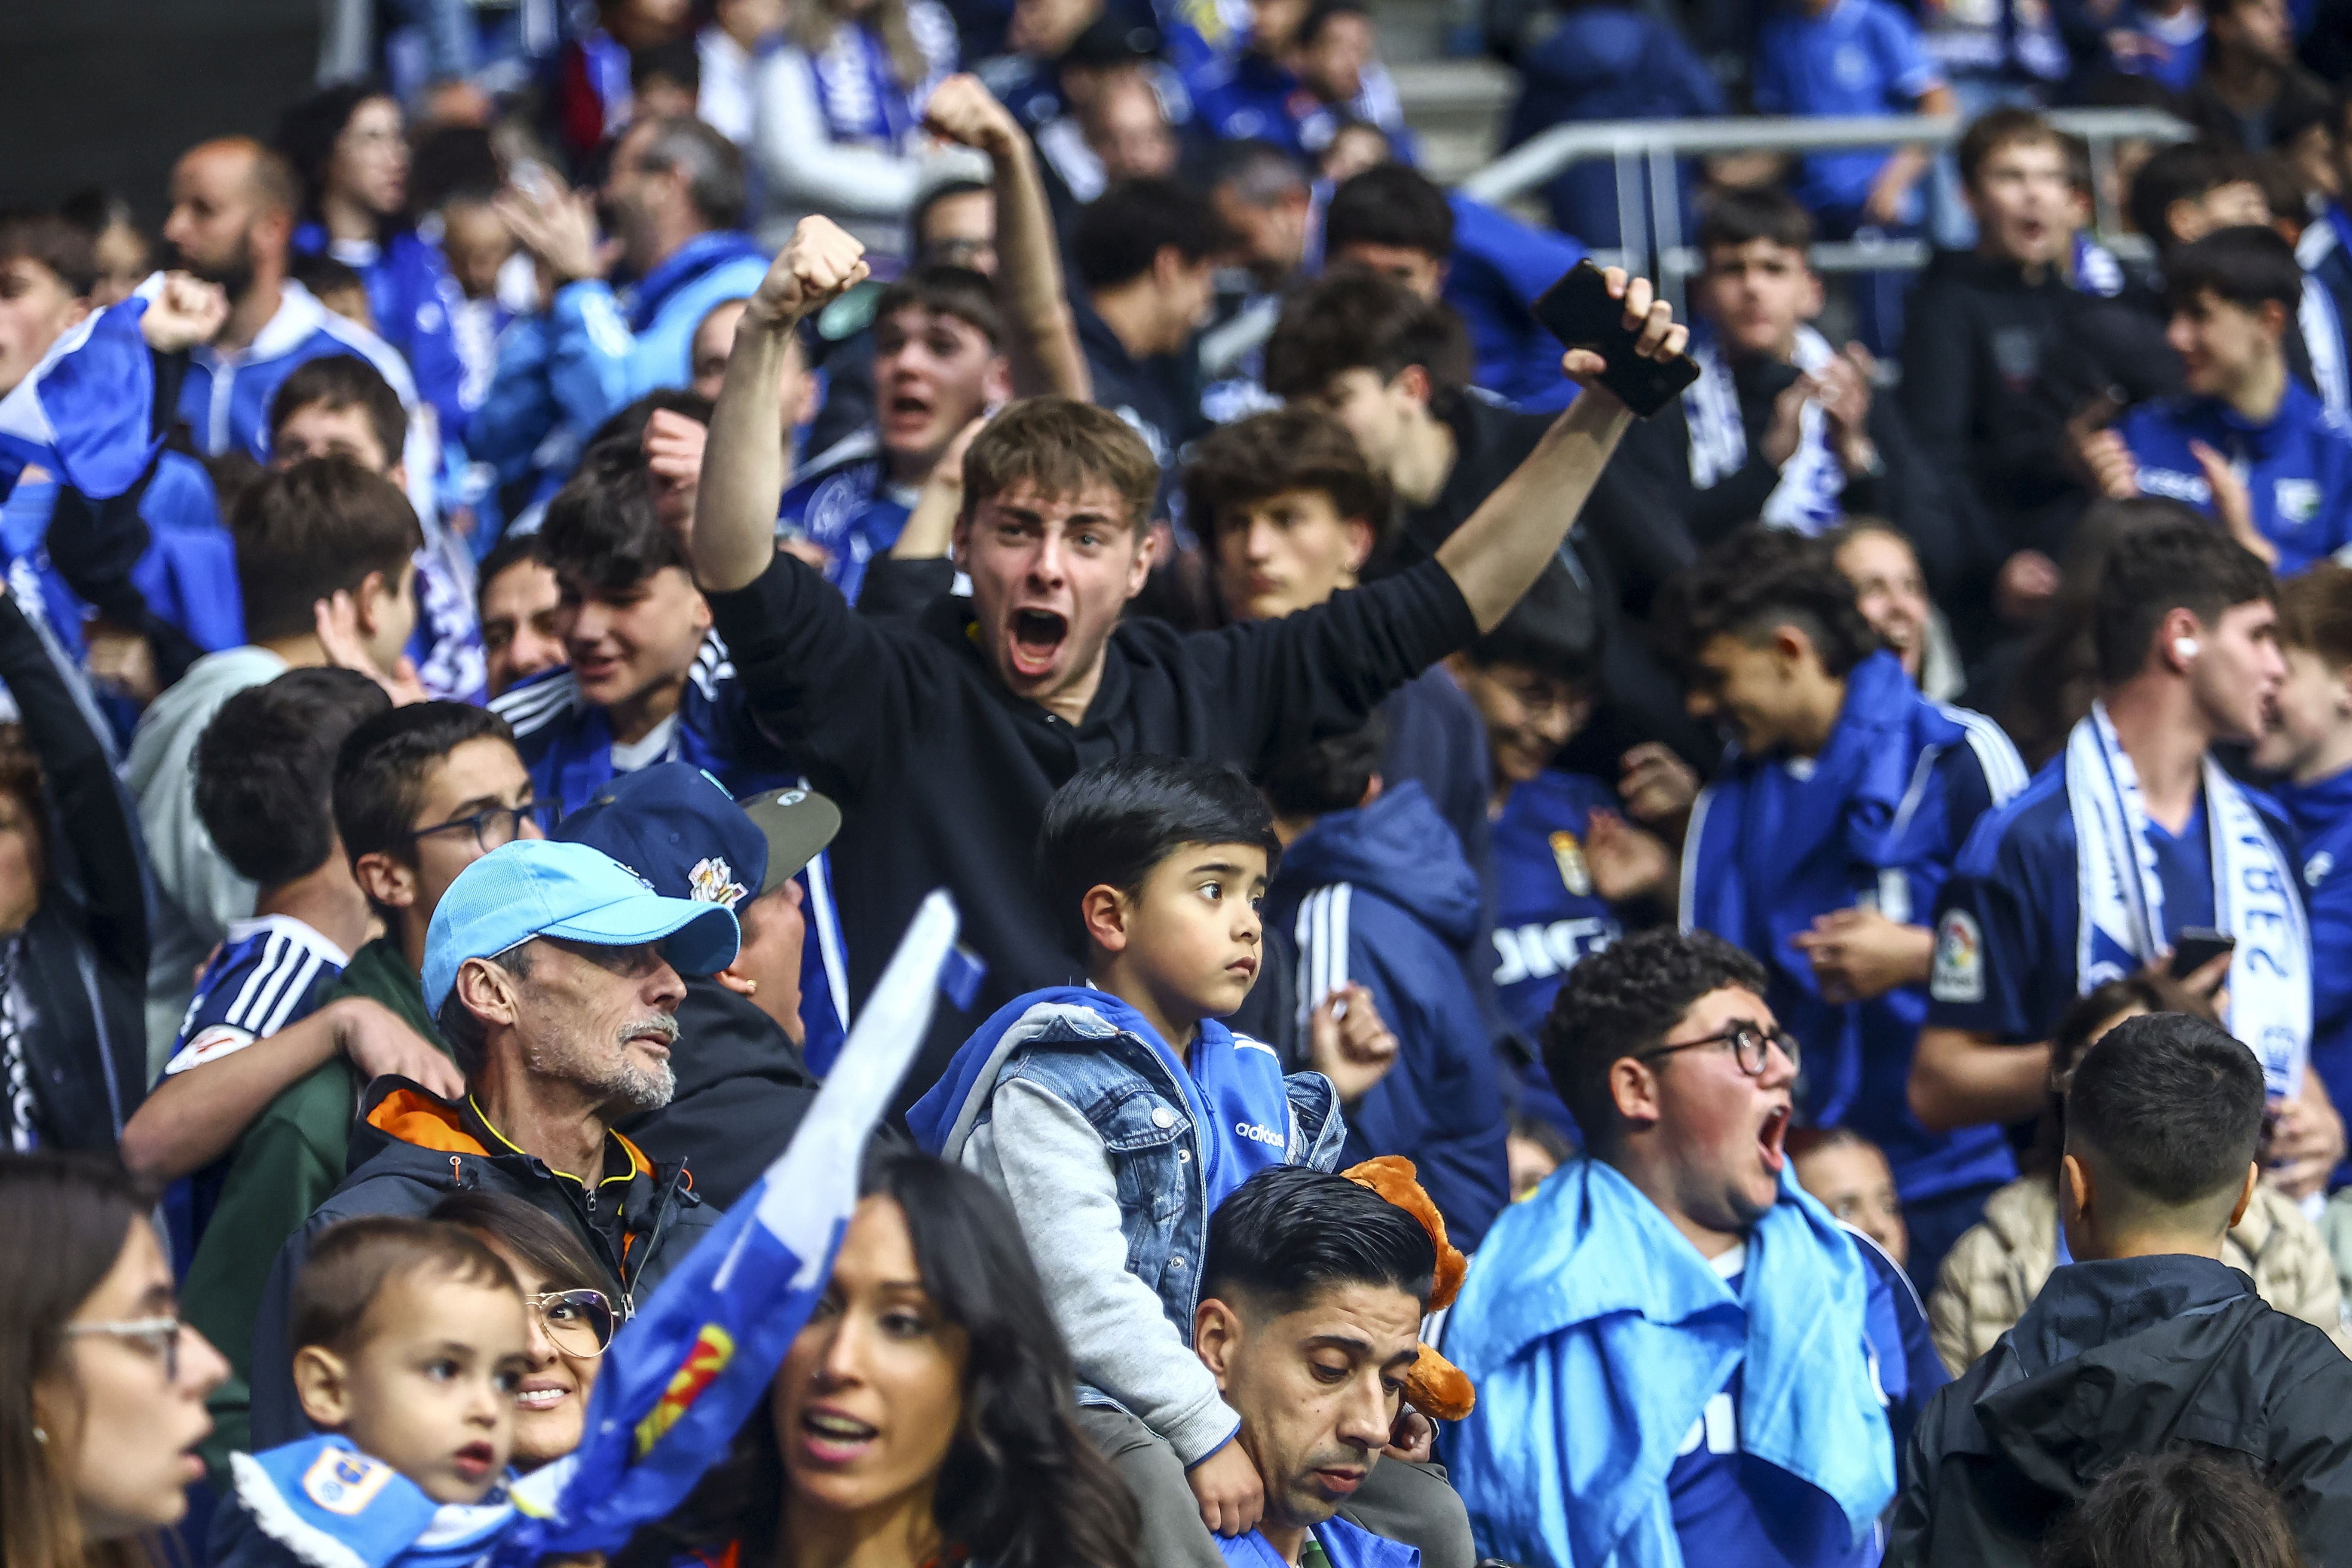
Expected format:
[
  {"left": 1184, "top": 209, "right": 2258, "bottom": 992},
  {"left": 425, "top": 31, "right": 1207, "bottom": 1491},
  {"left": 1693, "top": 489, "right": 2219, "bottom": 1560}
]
[{"left": 245, "top": 838, "right": 738, "bottom": 1450}]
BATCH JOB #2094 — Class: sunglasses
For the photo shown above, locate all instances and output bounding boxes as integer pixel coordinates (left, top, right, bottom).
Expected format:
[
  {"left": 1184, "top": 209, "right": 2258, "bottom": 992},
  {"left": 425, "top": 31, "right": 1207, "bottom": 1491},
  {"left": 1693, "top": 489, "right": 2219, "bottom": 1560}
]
[{"left": 527, "top": 1289, "right": 619, "bottom": 1357}]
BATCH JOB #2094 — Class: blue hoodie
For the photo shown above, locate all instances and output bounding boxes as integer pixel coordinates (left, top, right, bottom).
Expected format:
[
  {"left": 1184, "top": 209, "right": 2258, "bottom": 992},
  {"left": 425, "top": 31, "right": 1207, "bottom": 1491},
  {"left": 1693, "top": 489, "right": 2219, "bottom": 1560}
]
[
  {"left": 2119, "top": 378, "right": 2352, "bottom": 574},
  {"left": 1266, "top": 780, "right": 1510, "bottom": 1248}
]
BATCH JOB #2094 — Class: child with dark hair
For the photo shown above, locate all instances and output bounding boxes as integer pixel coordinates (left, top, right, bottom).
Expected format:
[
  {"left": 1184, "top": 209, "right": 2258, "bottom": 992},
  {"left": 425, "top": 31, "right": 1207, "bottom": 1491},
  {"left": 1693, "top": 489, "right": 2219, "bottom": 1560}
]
[
  {"left": 1259, "top": 718, "right": 1511, "bottom": 1247},
  {"left": 1448, "top": 926, "right": 1942, "bottom": 1568},
  {"left": 910, "top": 753, "right": 1452, "bottom": 1568},
  {"left": 1894, "top": 1012, "right": 2352, "bottom": 1565},
  {"left": 2080, "top": 226, "right": 2352, "bottom": 573},
  {"left": 1670, "top": 527, "right": 2028, "bottom": 1288},
  {"left": 208, "top": 1216, "right": 531, "bottom": 1568}
]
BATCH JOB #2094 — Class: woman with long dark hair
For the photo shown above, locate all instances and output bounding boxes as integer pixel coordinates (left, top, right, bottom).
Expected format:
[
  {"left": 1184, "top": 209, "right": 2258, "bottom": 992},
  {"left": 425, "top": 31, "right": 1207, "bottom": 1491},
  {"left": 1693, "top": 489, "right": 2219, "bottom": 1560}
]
[
  {"left": 0, "top": 1152, "right": 229, "bottom": 1568},
  {"left": 621, "top": 1149, "right": 1138, "bottom": 1568}
]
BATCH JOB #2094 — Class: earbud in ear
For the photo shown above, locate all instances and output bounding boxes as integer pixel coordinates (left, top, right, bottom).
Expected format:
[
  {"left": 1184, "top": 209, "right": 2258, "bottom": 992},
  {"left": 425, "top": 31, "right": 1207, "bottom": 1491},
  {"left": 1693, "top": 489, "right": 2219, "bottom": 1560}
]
[{"left": 2173, "top": 637, "right": 2200, "bottom": 662}]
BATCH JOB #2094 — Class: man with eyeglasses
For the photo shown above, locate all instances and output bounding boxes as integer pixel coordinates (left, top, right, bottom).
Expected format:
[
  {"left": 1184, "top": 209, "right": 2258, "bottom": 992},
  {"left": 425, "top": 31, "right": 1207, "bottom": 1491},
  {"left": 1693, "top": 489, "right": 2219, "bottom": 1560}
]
[
  {"left": 1669, "top": 527, "right": 2028, "bottom": 1292},
  {"left": 1442, "top": 927, "right": 1945, "bottom": 1568},
  {"left": 248, "top": 837, "right": 738, "bottom": 1455}
]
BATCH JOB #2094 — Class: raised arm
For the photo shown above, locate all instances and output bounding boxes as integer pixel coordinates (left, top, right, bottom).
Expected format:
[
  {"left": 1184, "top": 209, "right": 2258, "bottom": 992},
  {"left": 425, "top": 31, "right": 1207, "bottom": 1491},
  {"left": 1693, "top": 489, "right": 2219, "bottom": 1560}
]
[
  {"left": 695, "top": 219, "right": 871, "bottom": 594},
  {"left": 921, "top": 76, "right": 1091, "bottom": 400},
  {"left": 1434, "top": 269, "right": 1686, "bottom": 632}
]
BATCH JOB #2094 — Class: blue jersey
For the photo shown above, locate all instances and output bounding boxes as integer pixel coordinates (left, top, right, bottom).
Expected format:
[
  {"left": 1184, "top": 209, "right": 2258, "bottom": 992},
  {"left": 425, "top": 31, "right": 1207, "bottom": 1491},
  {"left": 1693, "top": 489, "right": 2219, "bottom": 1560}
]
[
  {"left": 2119, "top": 380, "right": 2352, "bottom": 575},
  {"left": 178, "top": 282, "right": 418, "bottom": 461},
  {"left": 776, "top": 433, "right": 915, "bottom": 603},
  {"left": 2276, "top": 766, "right": 2352, "bottom": 1183},
  {"left": 489, "top": 632, "right": 795, "bottom": 813},
  {"left": 1684, "top": 668, "right": 2024, "bottom": 1204},
  {"left": 1924, "top": 764, "right": 2288, "bottom": 1042},
  {"left": 162, "top": 915, "right": 350, "bottom": 1078},
  {"left": 292, "top": 225, "right": 469, "bottom": 445},
  {"left": 1753, "top": 0, "right": 1943, "bottom": 219},
  {"left": 1669, "top": 1232, "right": 1938, "bottom": 1568},
  {"left": 1489, "top": 769, "right": 1621, "bottom": 1041}
]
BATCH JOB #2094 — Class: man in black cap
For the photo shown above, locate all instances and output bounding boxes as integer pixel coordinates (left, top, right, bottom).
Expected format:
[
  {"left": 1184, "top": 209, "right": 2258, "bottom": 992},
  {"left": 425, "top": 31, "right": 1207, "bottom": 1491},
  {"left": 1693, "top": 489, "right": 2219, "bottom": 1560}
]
[{"left": 557, "top": 760, "right": 844, "bottom": 1209}]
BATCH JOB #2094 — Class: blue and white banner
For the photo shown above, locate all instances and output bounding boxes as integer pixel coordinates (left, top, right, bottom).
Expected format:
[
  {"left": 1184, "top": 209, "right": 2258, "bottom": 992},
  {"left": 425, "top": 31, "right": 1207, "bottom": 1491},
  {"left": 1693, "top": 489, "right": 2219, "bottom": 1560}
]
[
  {"left": 498, "top": 890, "right": 969, "bottom": 1561},
  {"left": 0, "top": 279, "right": 160, "bottom": 502}
]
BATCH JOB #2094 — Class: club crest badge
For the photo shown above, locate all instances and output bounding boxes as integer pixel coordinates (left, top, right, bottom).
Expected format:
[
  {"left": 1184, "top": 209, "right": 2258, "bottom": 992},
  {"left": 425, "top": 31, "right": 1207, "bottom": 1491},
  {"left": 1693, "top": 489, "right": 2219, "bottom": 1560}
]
[
  {"left": 689, "top": 856, "right": 748, "bottom": 908},
  {"left": 302, "top": 1446, "right": 395, "bottom": 1516}
]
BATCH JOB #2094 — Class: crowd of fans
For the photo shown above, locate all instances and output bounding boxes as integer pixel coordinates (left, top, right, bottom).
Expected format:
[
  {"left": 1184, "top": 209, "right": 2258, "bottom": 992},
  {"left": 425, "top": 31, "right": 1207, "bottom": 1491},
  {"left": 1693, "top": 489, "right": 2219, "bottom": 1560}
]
[{"left": 5, "top": 0, "right": 2352, "bottom": 1564}]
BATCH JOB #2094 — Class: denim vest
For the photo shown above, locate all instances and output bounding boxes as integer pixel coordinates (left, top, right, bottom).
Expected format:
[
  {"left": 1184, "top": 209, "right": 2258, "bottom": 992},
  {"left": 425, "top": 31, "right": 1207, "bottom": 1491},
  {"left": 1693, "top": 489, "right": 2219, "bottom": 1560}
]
[{"left": 970, "top": 1003, "right": 1345, "bottom": 1347}]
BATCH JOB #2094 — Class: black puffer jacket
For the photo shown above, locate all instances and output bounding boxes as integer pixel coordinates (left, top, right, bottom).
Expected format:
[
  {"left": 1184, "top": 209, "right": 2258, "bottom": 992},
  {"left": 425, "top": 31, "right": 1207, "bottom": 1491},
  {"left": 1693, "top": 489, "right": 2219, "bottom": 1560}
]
[{"left": 1891, "top": 1254, "right": 2352, "bottom": 1567}]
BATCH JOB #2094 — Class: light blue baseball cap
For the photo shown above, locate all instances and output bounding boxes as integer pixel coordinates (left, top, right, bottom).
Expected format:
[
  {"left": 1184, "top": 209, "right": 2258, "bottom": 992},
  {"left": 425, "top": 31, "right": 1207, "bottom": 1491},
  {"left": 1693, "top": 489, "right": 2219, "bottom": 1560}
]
[{"left": 422, "top": 838, "right": 742, "bottom": 1018}]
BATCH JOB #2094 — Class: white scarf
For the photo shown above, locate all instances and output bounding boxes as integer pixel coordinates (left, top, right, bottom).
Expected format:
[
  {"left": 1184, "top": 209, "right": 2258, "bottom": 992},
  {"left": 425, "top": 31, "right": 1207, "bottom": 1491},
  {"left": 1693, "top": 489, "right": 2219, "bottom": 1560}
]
[
  {"left": 1683, "top": 325, "right": 1845, "bottom": 536},
  {"left": 2066, "top": 703, "right": 2311, "bottom": 1094}
]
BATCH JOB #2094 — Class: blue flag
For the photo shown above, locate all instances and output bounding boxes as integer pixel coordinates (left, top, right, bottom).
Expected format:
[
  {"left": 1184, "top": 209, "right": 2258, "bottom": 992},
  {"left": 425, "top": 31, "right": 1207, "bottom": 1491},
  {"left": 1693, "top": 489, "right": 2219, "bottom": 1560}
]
[
  {"left": 498, "top": 889, "right": 970, "bottom": 1561},
  {"left": 0, "top": 282, "right": 159, "bottom": 502}
]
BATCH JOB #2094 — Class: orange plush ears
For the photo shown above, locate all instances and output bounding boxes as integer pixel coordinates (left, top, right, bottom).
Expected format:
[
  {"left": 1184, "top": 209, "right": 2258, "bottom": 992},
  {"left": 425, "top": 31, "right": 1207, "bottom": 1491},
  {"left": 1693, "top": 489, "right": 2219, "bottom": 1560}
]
[{"left": 1342, "top": 1156, "right": 1476, "bottom": 1421}]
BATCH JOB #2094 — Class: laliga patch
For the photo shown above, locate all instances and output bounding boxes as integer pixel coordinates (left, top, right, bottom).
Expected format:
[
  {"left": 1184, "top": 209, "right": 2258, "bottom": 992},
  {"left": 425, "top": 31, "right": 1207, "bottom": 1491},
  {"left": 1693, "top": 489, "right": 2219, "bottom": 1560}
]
[
  {"left": 688, "top": 856, "right": 747, "bottom": 908},
  {"left": 1549, "top": 830, "right": 1594, "bottom": 897},
  {"left": 2276, "top": 478, "right": 2321, "bottom": 528},
  {"left": 162, "top": 1025, "right": 258, "bottom": 1077},
  {"left": 1930, "top": 910, "right": 1984, "bottom": 1003},
  {"left": 634, "top": 1323, "right": 736, "bottom": 1455},
  {"left": 2309, "top": 851, "right": 2336, "bottom": 889},
  {"left": 302, "top": 1446, "right": 395, "bottom": 1516}
]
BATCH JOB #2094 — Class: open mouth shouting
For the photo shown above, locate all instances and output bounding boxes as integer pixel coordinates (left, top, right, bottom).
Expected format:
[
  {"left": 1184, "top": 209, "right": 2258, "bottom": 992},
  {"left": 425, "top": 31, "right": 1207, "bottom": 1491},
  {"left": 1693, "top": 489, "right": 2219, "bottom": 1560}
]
[
  {"left": 880, "top": 387, "right": 937, "bottom": 445},
  {"left": 450, "top": 1441, "right": 497, "bottom": 1485},
  {"left": 1758, "top": 1104, "right": 1792, "bottom": 1176},
  {"left": 1005, "top": 608, "right": 1070, "bottom": 680},
  {"left": 798, "top": 1405, "right": 882, "bottom": 1466}
]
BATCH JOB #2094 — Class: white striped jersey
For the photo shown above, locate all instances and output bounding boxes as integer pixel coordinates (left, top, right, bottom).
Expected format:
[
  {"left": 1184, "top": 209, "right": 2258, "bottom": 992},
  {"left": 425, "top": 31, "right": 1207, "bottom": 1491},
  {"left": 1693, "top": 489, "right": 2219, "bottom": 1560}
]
[{"left": 160, "top": 915, "right": 352, "bottom": 1078}]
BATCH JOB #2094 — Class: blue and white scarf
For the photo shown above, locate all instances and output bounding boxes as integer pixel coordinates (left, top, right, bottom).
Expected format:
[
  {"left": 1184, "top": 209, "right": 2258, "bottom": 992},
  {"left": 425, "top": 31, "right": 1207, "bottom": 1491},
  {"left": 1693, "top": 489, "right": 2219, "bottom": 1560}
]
[
  {"left": 1682, "top": 324, "right": 1845, "bottom": 536},
  {"left": 229, "top": 1437, "right": 515, "bottom": 1568},
  {"left": 808, "top": 22, "right": 918, "bottom": 147},
  {"left": 2066, "top": 703, "right": 2312, "bottom": 1093}
]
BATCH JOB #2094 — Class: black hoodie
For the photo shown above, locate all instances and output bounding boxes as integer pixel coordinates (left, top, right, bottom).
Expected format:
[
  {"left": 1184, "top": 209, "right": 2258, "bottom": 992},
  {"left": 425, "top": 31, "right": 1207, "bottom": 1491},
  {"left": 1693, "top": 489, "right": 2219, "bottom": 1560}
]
[{"left": 1890, "top": 1254, "right": 2352, "bottom": 1567}]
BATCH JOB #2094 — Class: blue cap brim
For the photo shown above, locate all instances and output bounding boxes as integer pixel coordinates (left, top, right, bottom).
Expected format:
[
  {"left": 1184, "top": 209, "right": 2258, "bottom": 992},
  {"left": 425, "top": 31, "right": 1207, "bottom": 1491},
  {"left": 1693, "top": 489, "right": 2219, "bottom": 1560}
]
[{"left": 540, "top": 891, "right": 741, "bottom": 978}]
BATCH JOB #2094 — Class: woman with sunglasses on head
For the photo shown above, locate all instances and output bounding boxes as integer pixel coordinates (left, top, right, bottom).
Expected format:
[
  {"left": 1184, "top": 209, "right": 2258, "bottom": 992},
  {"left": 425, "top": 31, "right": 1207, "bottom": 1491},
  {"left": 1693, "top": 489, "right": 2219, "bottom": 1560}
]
[
  {"left": 430, "top": 1191, "right": 616, "bottom": 1470},
  {"left": 619, "top": 1149, "right": 1138, "bottom": 1568},
  {"left": 1, "top": 1152, "right": 230, "bottom": 1568}
]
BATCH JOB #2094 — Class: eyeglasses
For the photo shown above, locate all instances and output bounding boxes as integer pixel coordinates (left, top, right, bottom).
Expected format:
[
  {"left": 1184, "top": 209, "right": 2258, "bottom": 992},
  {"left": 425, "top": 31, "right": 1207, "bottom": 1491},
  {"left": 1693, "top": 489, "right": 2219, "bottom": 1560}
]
[
  {"left": 64, "top": 1316, "right": 184, "bottom": 1380},
  {"left": 1642, "top": 1022, "right": 1801, "bottom": 1078},
  {"left": 527, "top": 1289, "right": 618, "bottom": 1358},
  {"left": 406, "top": 801, "right": 563, "bottom": 854}
]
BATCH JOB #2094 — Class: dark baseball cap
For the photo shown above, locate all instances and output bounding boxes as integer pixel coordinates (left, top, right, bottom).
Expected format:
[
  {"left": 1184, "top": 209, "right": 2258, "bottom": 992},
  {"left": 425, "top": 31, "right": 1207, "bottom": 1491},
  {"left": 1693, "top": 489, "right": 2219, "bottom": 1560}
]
[{"left": 555, "top": 763, "right": 840, "bottom": 909}]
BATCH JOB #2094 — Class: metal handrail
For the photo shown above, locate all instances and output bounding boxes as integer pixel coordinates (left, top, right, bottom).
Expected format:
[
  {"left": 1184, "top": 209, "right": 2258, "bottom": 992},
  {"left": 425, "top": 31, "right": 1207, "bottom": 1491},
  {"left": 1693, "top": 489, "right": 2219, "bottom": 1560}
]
[{"left": 1458, "top": 107, "right": 2195, "bottom": 308}]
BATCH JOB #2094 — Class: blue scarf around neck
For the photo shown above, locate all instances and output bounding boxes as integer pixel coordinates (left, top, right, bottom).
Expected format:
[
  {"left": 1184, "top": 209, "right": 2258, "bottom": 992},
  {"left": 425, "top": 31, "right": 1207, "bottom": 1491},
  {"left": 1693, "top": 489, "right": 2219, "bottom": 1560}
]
[{"left": 1444, "top": 1159, "right": 1893, "bottom": 1568}]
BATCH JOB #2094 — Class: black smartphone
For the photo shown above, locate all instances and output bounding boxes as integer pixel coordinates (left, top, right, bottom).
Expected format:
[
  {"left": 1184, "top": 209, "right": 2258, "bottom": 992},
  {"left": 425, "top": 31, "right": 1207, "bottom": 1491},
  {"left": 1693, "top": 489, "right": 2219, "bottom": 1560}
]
[
  {"left": 2170, "top": 927, "right": 2237, "bottom": 980},
  {"left": 1529, "top": 259, "right": 1702, "bottom": 418}
]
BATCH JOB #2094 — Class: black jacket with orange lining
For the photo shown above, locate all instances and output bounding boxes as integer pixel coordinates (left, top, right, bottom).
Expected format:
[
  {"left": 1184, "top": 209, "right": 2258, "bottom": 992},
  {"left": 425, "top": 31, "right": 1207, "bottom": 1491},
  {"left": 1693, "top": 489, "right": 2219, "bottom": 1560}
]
[{"left": 245, "top": 1075, "right": 721, "bottom": 1453}]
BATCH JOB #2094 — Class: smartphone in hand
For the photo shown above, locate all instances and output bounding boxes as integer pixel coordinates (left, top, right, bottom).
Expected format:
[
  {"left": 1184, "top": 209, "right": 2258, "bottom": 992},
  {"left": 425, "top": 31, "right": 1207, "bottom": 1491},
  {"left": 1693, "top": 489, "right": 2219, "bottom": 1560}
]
[{"left": 1530, "top": 260, "right": 1701, "bottom": 418}]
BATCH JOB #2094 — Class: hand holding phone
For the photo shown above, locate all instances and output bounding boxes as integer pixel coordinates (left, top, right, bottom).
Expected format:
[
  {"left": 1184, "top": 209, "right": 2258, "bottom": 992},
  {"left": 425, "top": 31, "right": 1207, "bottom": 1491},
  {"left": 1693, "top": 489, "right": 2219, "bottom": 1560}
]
[
  {"left": 2169, "top": 927, "right": 2236, "bottom": 983},
  {"left": 1530, "top": 260, "right": 1701, "bottom": 418}
]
